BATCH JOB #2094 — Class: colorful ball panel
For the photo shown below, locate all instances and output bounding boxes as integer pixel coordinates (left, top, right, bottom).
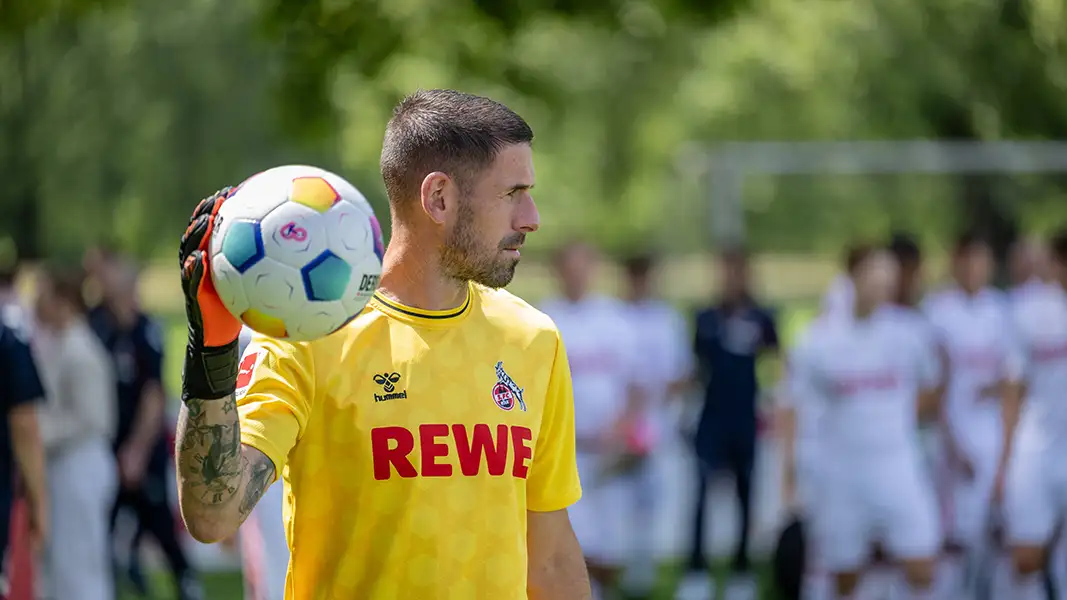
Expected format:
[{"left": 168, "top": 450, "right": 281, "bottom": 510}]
[
  {"left": 290, "top": 176, "right": 340, "bottom": 213},
  {"left": 240, "top": 309, "right": 288, "bottom": 338},
  {"left": 300, "top": 250, "right": 351, "bottom": 302},
  {"left": 220, "top": 220, "right": 265, "bottom": 273}
]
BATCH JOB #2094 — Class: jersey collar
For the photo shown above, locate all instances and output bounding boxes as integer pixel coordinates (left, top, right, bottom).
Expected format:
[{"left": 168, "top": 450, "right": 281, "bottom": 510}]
[{"left": 370, "top": 282, "right": 475, "bottom": 327}]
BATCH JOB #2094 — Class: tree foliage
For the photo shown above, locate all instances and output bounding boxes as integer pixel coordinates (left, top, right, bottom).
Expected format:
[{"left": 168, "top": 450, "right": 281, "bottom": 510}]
[{"left": 2, "top": 0, "right": 1067, "bottom": 263}]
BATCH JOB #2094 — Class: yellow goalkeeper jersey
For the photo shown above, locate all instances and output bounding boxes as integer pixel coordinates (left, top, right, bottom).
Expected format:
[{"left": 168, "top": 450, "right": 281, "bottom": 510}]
[{"left": 235, "top": 282, "right": 582, "bottom": 600}]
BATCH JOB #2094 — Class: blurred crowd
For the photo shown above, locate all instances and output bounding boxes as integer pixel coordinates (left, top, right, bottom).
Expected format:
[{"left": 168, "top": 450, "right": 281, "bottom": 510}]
[
  {"left": 0, "top": 246, "right": 202, "bottom": 600},
  {"left": 1, "top": 228, "right": 1065, "bottom": 600}
]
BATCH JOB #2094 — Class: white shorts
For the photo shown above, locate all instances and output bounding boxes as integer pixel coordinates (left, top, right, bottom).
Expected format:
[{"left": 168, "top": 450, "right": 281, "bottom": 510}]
[
  {"left": 1005, "top": 434, "right": 1067, "bottom": 547},
  {"left": 945, "top": 432, "right": 1002, "bottom": 546},
  {"left": 240, "top": 482, "right": 290, "bottom": 600},
  {"left": 569, "top": 453, "right": 636, "bottom": 565},
  {"left": 810, "top": 454, "right": 940, "bottom": 572}
]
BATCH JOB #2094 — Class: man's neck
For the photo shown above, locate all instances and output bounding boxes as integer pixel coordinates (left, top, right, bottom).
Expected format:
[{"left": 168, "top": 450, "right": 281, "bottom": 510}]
[
  {"left": 377, "top": 231, "right": 468, "bottom": 312},
  {"left": 853, "top": 302, "right": 878, "bottom": 320}
]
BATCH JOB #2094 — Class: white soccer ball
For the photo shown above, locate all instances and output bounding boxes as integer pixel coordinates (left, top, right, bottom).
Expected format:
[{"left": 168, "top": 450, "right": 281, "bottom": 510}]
[{"left": 208, "top": 165, "right": 384, "bottom": 341}]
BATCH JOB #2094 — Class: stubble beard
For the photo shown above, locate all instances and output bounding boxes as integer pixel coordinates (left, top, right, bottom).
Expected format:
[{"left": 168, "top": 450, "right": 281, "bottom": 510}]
[{"left": 440, "top": 199, "right": 521, "bottom": 289}]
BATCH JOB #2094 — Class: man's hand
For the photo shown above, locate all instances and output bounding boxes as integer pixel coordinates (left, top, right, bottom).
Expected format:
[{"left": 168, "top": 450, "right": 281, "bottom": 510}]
[
  {"left": 25, "top": 493, "right": 48, "bottom": 554},
  {"left": 944, "top": 437, "right": 976, "bottom": 481},
  {"left": 179, "top": 187, "right": 243, "bottom": 402},
  {"left": 118, "top": 442, "right": 150, "bottom": 489}
]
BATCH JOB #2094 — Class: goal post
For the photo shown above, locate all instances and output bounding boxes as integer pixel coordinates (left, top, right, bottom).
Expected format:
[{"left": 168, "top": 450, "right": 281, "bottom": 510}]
[{"left": 698, "top": 140, "right": 1067, "bottom": 246}]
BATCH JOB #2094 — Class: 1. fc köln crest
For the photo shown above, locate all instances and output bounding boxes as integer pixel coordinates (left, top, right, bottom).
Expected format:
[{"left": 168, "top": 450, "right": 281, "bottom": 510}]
[{"left": 492, "top": 361, "right": 527, "bottom": 412}]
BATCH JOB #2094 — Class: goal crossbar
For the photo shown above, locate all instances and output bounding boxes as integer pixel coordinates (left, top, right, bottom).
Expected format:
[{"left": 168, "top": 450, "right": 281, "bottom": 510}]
[{"left": 696, "top": 140, "right": 1067, "bottom": 243}]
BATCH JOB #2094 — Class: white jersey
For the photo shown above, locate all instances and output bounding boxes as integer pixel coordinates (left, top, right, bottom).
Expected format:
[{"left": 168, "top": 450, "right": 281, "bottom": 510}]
[
  {"left": 922, "top": 287, "right": 1012, "bottom": 451},
  {"left": 1007, "top": 283, "right": 1067, "bottom": 445},
  {"left": 787, "top": 307, "right": 940, "bottom": 459},
  {"left": 540, "top": 296, "right": 642, "bottom": 443},
  {"left": 821, "top": 274, "right": 854, "bottom": 321},
  {"left": 624, "top": 299, "right": 690, "bottom": 440}
]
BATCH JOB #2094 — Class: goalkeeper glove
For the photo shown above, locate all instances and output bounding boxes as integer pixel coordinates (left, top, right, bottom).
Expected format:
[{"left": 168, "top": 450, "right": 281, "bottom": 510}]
[{"left": 179, "top": 187, "right": 243, "bottom": 402}]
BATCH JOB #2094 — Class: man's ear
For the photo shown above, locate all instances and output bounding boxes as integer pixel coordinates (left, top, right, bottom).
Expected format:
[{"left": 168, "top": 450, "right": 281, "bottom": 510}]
[{"left": 420, "top": 172, "right": 456, "bottom": 225}]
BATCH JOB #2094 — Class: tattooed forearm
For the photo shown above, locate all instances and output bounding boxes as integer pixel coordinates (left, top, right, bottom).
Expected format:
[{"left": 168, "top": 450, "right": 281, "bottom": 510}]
[{"left": 174, "top": 394, "right": 275, "bottom": 542}]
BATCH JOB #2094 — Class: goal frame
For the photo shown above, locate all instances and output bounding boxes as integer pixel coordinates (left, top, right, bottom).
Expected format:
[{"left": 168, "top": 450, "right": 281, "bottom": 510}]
[{"left": 695, "top": 141, "right": 1067, "bottom": 245}]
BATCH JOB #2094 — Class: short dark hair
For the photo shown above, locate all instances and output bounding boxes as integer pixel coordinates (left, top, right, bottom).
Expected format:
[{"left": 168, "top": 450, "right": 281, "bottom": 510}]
[
  {"left": 953, "top": 229, "right": 991, "bottom": 255},
  {"left": 888, "top": 231, "right": 921, "bottom": 267},
  {"left": 844, "top": 242, "right": 878, "bottom": 274},
  {"left": 623, "top": 253, "right": 655, "bottom": 278},
  {"left": 1051, "top": 228, "right": 1067, "bottom": 265},
  {"left": 380, "top": 89, "right": 534, "bottom": 206},
  {"left": 44, "top": 266, "right": 87, "bottom": 315}
]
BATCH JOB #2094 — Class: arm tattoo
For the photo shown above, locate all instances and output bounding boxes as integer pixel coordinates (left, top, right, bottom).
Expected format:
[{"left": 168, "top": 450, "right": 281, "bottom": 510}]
[
  {"left": 240, "top": 450, "right": 275, "bottom": 518},
  {"left": 175, "top": 394, "right": 274, "bottom": 530}
]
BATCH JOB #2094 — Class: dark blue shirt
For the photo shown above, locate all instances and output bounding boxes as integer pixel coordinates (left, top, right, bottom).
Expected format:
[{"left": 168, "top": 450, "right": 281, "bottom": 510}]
[
  {"left": 88, "top": 306, "right": 165, "bottom": 449},
  {"left": 693, "top": 302, "right": 779, "bottom": 423},
  {"left": 0, "top": 306, "right": 45, "bottom": 528}
]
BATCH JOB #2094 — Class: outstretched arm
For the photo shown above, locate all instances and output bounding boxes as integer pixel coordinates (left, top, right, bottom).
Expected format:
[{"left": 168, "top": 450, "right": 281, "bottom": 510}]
[{"left": 175, "top": 394, "right": 275, "bottom": 543}]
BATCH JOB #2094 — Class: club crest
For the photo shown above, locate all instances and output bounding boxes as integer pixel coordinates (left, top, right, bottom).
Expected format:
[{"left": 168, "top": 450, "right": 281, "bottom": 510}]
[{"left": 492, "top": 361, "right": 527, "bottom": 412}]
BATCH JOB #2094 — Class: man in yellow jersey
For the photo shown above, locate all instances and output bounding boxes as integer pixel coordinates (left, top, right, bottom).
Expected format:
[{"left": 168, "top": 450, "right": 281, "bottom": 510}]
[{"left": 174, "top": 89, "right": 591, "bottom": 600}]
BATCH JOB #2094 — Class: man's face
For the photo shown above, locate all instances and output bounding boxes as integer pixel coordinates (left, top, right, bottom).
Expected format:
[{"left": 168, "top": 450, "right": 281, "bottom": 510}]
[
  {"left": 954, "top": 244, "right": 993, "bottom": 291},
  {"left": 34, "top": 277, "right": 58, "bottom": 327},
  {"left": 855, "top": 251, "right": 899, "bottom": 306},
  {"left": 556, "top": 244, "right": 596, "bottom": 300},
  {"left": 718, "top": 255, "right": 749, "bottom": 299},
  {"left": 439, "top": 144, "right": 539, "bottom": 288}
]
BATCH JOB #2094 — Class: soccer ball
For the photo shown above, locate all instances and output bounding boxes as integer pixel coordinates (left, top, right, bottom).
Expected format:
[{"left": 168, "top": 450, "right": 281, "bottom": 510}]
[{"left": 208, "top": 165, "right": 384, "bottom": 342}]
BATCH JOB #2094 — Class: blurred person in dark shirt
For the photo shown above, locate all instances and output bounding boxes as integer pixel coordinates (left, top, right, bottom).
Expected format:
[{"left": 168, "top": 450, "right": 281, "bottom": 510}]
[
  {"left": 0, "top": 259, "right": 48, "bottom": 597},
  {"left": 676, "top": 247, "right": 780, "bottom": 600},
  {"left": 88, "top": 256, "right": 203, "bottom": 600}
]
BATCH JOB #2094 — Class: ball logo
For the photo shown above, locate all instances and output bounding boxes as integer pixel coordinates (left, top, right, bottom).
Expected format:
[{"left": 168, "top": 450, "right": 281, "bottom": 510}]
[{"left": 280, "top": 221, "right": 307, "bottom": 242}]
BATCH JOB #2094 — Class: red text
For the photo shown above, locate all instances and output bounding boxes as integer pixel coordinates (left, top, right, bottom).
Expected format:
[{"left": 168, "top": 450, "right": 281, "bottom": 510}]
[{"left": 371, "top": 424, "right": 533, "bottom": 481}]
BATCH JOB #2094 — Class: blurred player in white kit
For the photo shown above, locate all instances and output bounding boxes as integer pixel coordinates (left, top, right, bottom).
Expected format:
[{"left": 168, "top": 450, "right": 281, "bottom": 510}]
[
  {"left": 921, "top": 232, "right": 1013, "bottom": 599},
  {"left": 1000, "top": 229, "right": 1067, "bottom": 600},
  {"left": 784, "top": 247, "right": 942, "bottom": 600},
  {"left": 233, "top": 326, "right": 289, "bottom": 600},
  {"left": 541, "top": 241, "right": 645, "bottom": 600},
  {"left": 619, "top": 253, "right": 692, "bottom": 598}
]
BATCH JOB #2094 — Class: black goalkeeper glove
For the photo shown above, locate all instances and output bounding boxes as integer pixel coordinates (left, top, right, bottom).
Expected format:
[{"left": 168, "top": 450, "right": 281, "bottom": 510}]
[{"left": 179, "top": 187, "right": 243, "bottom": 402}]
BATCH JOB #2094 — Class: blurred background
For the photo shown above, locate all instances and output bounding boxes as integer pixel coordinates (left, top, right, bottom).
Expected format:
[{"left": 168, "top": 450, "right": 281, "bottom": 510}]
[{"left": 4, "top": 0, "right": 1067, "bottom": 598}]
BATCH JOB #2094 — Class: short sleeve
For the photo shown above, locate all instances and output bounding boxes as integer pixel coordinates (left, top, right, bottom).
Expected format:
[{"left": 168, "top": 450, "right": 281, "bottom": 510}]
[
  {"left": 141, "top": 318, "right": 165, "bottom": 382},
  {"left": 761, "top": 308, "right": 780, "bottom": 351},
  {"left": 236, "top": 334, "right": 315, "bottom": 481},
  {"left": 909, "top": 323, "right": 942, "bottom": 389},
  {"left": 1002, "top": 307, "right": 1028, "bottom": 383},
  {"left": 782, "top": 340, "right": 821, "bottom": 410},
  {"left": 666, "top": 309, "right": 694, "bottom": 381},
  {"left": 1, "top": 328, "right": 45, "bottom": 410},
  {"left": 527, "top": 332, "right": 582, "bottom": 513}
]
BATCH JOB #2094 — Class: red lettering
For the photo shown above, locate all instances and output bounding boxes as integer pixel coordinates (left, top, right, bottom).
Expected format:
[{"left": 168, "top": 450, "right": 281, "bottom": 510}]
[
  {"left": 371, "top": 427, "right": 417, "bottom": 480},
  {"left": 419, "top": 424, "right": 452, "bottom": 477},
  {"left": 511, "top": 426, "right": 533, "bottom": 479},
  {"left": 453, "top": 424, "right": 509, "bottom": 476},
  {"left": 370, "top": 423, "right": 535, "bottom": 480}
]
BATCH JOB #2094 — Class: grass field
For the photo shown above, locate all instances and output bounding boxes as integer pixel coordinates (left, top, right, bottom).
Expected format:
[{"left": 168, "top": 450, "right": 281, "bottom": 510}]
[{"left": 119, "top": 561, "right": 782, "bottom": 600}]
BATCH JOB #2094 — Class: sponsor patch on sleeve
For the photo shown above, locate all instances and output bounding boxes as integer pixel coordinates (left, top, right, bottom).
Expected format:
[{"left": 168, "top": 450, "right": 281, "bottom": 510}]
[{"left": 235, "top": 349, "right": 264, "bottom": 399}]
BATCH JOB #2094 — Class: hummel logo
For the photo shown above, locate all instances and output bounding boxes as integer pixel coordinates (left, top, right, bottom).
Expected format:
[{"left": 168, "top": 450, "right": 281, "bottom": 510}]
[{"left": 372, "top": 372, "right": 407, "bottom": 402}]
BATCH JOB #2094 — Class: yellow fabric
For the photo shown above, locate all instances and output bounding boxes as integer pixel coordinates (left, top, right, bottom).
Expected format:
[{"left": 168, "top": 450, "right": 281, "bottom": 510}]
[{"left": 236, "top": 283, "right": 581, "bottom": 599}]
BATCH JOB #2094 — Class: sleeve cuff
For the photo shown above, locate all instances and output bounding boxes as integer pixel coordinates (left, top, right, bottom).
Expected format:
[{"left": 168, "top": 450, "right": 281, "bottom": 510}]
[
  {"left": 241, "top": 424, "right": 287, "bottom": 484},
  {"left": 527, "top": 484, "right": 583, "bottom": 513}
]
